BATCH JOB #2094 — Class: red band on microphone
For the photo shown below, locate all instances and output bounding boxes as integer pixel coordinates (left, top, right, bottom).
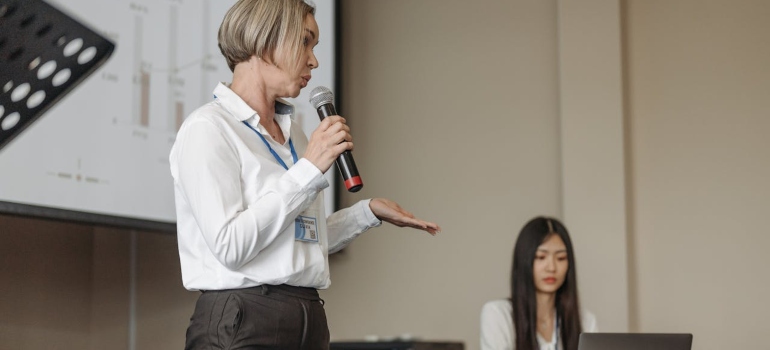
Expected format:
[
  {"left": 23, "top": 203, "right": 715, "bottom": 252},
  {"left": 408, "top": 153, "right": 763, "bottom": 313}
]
[{"left": 344, "top": 176, "right": 363, "bottom": 190}]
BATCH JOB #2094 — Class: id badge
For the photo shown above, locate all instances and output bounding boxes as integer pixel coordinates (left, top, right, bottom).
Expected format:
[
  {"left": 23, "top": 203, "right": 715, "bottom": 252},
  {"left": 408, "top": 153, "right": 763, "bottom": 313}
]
[
  {"left": 295, "top": 194, "right": 324, "bottom": 243},
  {"left": 294, "top": 215, "right": 319, "bottom": 243}
]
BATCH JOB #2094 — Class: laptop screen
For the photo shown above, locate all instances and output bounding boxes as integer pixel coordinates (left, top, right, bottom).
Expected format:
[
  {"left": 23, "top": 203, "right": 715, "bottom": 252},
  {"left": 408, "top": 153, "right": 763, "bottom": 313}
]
[{"left": 578, "top": 333, "right": 692, "bottom": 350}]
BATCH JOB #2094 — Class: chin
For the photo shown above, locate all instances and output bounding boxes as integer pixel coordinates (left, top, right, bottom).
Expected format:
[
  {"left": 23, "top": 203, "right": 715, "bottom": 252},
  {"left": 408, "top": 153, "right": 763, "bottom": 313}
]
[
  {"left": 276, "top": 83, "right": 302, "bottom": 99},
  {"left": 536, "top": 285, "right": 562, "bottom": 294},
  {"left": 287, "top": 86, "right": 302, "bottom": 98}
]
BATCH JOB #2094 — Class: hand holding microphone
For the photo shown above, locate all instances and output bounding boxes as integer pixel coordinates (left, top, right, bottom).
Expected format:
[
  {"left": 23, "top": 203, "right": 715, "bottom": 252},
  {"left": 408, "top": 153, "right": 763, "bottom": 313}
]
[{"left": 307, "top": 86, "right": 363, "bottom": 192}]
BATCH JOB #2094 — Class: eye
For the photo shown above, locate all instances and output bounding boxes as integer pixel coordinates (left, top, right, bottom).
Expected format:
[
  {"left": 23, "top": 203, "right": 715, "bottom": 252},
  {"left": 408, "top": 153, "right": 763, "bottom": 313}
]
[
  {"left": 535, "top": 255, "right": 546, "bottom": 260},
  {"left": 303, "top": 36, "right": 310, "bottom": 46}
]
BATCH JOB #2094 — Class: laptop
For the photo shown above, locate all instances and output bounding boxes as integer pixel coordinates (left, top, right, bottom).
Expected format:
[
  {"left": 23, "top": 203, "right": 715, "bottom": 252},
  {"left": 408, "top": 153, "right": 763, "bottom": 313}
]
[
  {"left": 578, "top": 333, "right": 692, "bottom": 350},
  {"left": 330, "top": 341, "right": 464, "bottom": 350}
]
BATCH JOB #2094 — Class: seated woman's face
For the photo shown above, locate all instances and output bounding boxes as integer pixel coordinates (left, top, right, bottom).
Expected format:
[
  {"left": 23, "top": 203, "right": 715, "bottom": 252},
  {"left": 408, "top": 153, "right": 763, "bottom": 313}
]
[{"left": 533, "top": 234, "right": 569, "bottom": 294}]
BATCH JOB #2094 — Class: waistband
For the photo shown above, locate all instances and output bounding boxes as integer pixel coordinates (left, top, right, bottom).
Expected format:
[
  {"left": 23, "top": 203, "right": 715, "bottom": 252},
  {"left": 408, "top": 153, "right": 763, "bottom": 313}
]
[{"left": 203, "top": 284, "right": 321, "bottom": 301}]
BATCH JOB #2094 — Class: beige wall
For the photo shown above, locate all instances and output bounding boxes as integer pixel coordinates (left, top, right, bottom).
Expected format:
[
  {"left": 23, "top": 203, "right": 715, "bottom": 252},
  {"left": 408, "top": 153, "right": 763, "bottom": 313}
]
[
  {"left": 558, "top": 0, "right": 629, "bottom": 332},
  {"left": 625, "top": 0, "right": 770, "bottom": 348},
  {"left": 323, "top": 0, "right": 563, "bottom": 346},
  {"left": 2, "top": 1, "right": 769, "bottom": 349}
]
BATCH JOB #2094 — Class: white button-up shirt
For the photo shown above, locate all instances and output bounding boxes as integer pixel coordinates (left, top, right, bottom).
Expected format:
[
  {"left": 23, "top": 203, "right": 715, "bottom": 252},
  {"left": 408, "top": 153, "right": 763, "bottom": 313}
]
[{"left": 170, "top": 83, "right": 381, "bottom": 291}]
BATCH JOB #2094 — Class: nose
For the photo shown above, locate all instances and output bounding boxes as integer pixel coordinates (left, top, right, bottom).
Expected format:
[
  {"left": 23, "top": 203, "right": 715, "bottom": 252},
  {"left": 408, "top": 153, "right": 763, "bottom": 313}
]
[
  {"left": 545, "top": 256, "right": 556, "bottom": 272},
  {"left": 308, "top": 50, "right": 318, "bottom": 69}
]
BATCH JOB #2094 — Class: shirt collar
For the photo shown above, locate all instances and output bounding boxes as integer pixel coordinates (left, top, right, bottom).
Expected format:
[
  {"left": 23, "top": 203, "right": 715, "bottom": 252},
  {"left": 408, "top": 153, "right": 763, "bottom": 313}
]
[{"left": 212, "top": 82, "right": 295, "bottom": 122}]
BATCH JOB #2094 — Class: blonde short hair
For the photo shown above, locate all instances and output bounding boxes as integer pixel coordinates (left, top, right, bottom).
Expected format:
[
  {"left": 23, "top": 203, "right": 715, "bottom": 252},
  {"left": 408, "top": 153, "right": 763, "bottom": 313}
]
[{"left": 218, "top": 0, "right": 315, "bottom": 72}]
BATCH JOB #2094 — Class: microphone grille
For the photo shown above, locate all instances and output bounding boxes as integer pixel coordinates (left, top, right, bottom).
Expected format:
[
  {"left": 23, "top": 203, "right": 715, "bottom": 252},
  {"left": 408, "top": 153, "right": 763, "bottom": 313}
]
[{"left": 309, "top": 86, "right": 334, "bottom": 109}]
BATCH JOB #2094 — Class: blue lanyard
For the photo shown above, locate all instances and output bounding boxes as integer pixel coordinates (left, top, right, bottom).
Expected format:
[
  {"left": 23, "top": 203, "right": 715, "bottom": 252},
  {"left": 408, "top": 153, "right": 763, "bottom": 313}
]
[
  {"left": 554, "top": 318, "right": 559, "bottom": 350},
  {"left": 242, "top": 121, "right": 297, "bottom": 170}
]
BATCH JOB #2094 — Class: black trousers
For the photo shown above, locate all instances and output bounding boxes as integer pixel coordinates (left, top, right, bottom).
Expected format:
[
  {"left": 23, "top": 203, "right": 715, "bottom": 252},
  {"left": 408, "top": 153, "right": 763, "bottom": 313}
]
[{"left": 185, "top": 284, "right": 330, "bottom": 350}]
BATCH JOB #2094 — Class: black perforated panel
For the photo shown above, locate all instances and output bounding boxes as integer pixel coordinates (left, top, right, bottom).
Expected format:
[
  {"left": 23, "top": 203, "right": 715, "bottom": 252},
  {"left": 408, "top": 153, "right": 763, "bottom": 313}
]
[{"left": 0, "top": 0, "right": 114, "bottom": 150}]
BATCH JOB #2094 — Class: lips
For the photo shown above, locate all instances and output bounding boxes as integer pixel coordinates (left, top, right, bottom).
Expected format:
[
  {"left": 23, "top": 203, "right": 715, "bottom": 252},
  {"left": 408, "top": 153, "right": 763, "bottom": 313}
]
[
  {"left": 301, "top": 75, "right": 311, "bottom": 87},
  {"left": 543, "top": 277, "right": 557, "bottom": 284}
]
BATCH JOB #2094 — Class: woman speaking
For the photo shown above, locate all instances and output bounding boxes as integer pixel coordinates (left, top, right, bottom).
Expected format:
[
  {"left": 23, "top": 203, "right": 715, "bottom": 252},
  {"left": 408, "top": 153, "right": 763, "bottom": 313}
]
[{"left": 169, "top": 1, "right": 441, "bottom": 348}]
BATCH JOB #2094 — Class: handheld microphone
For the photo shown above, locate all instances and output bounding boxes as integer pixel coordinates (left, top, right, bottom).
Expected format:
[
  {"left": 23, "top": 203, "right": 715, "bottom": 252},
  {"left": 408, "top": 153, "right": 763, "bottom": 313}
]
[{"left": 309, "top": 86, "right": 363, "bottom": 192}]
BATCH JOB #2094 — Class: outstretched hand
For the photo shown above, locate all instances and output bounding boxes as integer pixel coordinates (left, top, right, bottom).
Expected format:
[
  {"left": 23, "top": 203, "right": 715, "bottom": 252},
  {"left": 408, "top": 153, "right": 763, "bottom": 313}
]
[{"left": 369, "top": 198, "right": 441, "bottom": 235}]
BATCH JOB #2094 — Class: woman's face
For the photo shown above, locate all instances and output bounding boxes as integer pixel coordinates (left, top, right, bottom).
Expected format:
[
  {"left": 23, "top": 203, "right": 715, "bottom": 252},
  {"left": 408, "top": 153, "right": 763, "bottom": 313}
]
[
  {"left": 268, "top": 13, "right": 319, "bottom": 98},
  {"left": 532, "top": 234, "right": 569, "bottom": 294}
]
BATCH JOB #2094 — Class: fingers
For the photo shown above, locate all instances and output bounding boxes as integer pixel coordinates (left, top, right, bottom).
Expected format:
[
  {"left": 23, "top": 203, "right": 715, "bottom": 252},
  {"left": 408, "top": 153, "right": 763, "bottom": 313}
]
[
  {"left": 330, "top": 127, "right": 352, "bottom": 145},
  {"left": 332, "top": 140, "right": 354, "bottom": 154},
  {"left": 319, "top": 115, "right": 346, "bottom": 131},
  {"left": 319, "top": 116, "right": 352, "bottom": 145},
  {"left": 414, "top": 220, "right": 440, "bottom": 235},
  {"left": 414, "top": 221, "right": 440, "bottom": 235},
  {"left": 424, "top": 222, "right": 441, "bottom": 235},
  {"left": 369, "top": 198, "right": 440, "bottom": 236},
  {"left": 305, "top": 115, "right": 354, "bottom": 173},
  {"left": 400, "top": 217, "right": 441, "bottom": 236}
]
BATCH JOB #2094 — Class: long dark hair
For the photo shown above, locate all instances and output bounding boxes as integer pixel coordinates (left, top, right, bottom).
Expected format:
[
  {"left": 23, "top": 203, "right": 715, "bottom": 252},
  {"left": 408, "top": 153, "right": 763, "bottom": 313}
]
[{"left": 510, "top": 216, "right": 582, "bottom": 350}]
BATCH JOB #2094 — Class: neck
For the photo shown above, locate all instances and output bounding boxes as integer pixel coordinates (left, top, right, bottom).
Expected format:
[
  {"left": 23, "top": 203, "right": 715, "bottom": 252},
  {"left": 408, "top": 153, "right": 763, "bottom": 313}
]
[
  {"left": 536, "top": 291, "right": 556, "bottom": 321},
  {"left": 230, "top": 60, "right": 276, "bottom": 127},
  {"left": 535, "top": 291, "right": 557, "bottom": 342}
]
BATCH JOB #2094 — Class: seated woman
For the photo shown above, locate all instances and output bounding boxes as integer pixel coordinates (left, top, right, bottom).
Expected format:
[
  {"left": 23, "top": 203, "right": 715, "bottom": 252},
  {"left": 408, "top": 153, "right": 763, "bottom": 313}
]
[{"left": 480, "top": 216, "right": 597, "bottom": 350}]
